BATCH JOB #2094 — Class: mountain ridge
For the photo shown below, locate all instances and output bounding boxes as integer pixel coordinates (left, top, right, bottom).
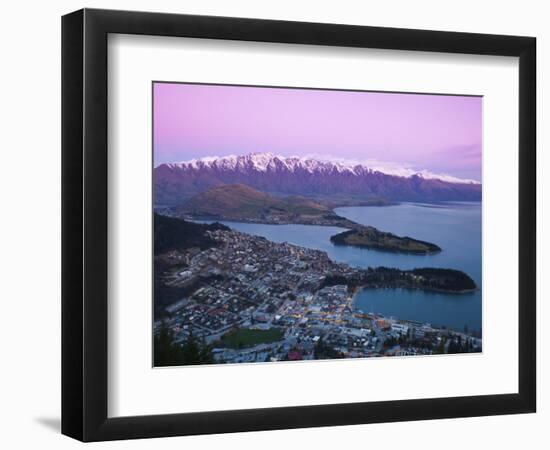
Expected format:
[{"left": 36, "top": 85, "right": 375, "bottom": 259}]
[
  {"left": 162, "top": 152, "right": 479, "bottom": 183},
  {"left": 154, "top": 153, "right": 482, "bottom": 206},
  {"left": 172, "top": 184, "right": 358, "bottom": 228}
]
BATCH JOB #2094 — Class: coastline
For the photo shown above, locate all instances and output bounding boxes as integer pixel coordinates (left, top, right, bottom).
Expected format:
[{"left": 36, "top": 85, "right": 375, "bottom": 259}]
[
  {"left": 353, "top": 285, "right": 478, "bottom": 298},
  {"left": 330, "top": 239, "right": 442, "bottom": 255},
  {"left": 176, "top": 212, "right": 443, "bottom": 255}
]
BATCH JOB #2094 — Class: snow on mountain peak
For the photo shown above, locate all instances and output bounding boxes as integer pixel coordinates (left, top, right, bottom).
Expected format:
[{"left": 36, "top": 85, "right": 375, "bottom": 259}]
[{"left": 167, "top": 152, "right": 479, "bottom": 184}]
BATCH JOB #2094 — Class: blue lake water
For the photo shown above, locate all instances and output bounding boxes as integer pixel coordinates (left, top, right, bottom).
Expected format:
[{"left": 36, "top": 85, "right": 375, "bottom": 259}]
[{"left": 198, "top": 202, "right": 482, "bottom": 333}]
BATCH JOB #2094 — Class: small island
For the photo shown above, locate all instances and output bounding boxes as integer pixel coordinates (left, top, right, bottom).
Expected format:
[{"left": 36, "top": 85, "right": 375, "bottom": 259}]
[{"left": 330, "top": 227, "right": 441, "bottom": 254}]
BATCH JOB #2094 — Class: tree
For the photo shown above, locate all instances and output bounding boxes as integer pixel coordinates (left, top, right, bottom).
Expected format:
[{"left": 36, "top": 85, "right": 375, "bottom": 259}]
[
  {"left": 435, "top": 337, "right": 446, "bottom": 354},
  {"left": 154, "top": 323, "right": 214, "bottom": 366},
  {"left": 314, "top": 338, "right": 344, "bottom": 360}
]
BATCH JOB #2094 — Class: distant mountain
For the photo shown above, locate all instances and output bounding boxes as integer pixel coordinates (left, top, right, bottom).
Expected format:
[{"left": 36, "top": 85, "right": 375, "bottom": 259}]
[
  {"left": 177, "top": 183, "right": 325, "bottom": 217},
  {"left": 154, "top": 152, "right": 482, "bottom": 206},
  {"left": 172, "top": 184, "right": 358, "bottom": 228}
]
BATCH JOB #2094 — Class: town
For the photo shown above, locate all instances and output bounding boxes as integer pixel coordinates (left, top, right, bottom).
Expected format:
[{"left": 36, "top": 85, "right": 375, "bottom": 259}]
[{"left": 154, "top": 227, "right": 481, "bottom": 365}]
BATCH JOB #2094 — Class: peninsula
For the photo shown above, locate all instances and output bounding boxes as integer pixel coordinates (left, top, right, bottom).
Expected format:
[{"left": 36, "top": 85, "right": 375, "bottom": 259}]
[
  {"left": 168, "top": 184, "right": 442, "bottom": 255},
  {"left": 330, "top": 228, "right": 441, "bottom": 254},
  {"left": 154, "top": 214, "right": 479, "bottom": 365}
]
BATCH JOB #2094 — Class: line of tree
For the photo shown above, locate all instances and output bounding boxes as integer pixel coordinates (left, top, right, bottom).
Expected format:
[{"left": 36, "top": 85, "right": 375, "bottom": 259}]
[
  {"left": 154, "top": 323, "right": 214, "bottom": 366},
  {"left": 313, "top": 338, "right": 345, "bottom": 360},
  {"left": 321, "top": 266, "right": 476, "bottom": 293},
  {"left": 154, "top": 213, "right": 229, "bottom": 255}
]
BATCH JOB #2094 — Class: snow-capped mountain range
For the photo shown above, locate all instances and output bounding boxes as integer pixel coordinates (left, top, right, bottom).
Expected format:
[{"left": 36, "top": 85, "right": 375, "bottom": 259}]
[
  {"left": 154, "top": 152, "right": 481, "bottom": 206},
  {"left": 165, "top": 152, "right": 478, "bottom": 183}
]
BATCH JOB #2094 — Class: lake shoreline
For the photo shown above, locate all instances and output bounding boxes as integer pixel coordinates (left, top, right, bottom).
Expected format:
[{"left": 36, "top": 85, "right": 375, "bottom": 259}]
[
  {"left": 352, "top": 286, "right": 481, "bottom": 334},
  {"left": 353, "top": 285, "right": 478, "bottom": 298},
  {"left": 183, "top": 210, "right": 443, "bottom": 255},
  {"left": 191, "top": 202, "right": 482, "bottom": 333}
]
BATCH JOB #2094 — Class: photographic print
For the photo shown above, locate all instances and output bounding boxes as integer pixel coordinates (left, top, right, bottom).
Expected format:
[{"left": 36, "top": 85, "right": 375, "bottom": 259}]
[{"left": 153, "top": 82, "right": 482, "bottom": 367}]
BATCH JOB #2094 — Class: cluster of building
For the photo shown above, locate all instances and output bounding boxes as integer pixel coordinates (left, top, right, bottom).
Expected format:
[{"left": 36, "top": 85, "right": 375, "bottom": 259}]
[{"left": 155, "top": 229, "right": 482, "bottom": 364}]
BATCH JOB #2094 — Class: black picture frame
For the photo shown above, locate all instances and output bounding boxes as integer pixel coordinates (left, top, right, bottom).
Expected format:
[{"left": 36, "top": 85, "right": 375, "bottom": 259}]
[{"left": 62, "top": 8, "right": 536, "bottom": 442}]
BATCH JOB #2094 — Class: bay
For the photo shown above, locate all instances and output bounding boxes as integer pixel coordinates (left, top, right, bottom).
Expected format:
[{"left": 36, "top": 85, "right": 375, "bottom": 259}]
[{"left": 197, "top": 201, "right": 482, "bottom": 333}]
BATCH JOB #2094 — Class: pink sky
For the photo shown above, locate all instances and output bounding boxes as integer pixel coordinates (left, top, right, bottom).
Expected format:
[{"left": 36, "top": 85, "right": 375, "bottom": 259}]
[{"left": 153, "top": 82, "right": 482, "bottom": 181}]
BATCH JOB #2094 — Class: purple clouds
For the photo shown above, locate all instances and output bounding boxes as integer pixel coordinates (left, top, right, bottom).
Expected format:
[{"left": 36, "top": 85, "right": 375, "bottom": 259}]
[{"left": 153, "top": 82, "right": 482, "bottom": 181}]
